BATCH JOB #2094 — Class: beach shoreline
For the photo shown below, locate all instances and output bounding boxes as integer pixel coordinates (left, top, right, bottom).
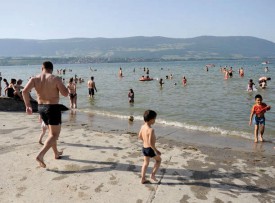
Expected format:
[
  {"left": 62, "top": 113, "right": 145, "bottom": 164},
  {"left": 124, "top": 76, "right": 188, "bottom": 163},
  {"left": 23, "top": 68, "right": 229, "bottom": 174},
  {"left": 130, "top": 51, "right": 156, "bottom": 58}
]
[
  {"left": 1, "top": 111, "right": 275, "bottom": 202},
  {"left": 63, "top": 109, "right": 275, "bottom": 156}
]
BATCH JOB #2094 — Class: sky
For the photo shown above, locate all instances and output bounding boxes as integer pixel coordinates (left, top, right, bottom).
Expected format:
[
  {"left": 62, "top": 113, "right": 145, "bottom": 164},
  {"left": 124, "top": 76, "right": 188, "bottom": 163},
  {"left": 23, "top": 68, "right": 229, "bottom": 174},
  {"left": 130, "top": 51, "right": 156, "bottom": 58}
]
[{"left": 0, "top": 0, "right": 275, "bottom": 42}]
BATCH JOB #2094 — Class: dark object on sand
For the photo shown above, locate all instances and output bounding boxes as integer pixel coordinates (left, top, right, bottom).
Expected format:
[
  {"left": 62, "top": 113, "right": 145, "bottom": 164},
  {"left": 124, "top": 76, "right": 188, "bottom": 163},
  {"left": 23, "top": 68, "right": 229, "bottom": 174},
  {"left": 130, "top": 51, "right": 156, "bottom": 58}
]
[{"left": 0, "top": 97, "right": 38, "bottom": 112}]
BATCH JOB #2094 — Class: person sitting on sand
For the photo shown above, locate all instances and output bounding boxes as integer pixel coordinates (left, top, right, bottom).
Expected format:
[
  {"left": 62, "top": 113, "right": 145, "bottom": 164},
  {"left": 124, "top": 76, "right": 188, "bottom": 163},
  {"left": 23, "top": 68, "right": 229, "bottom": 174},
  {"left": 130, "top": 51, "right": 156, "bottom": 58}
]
[
  {"left": 7, "top": 78, "right": 16, "bottom": 97},
  {"left": 138, "top": 110, "right": 161, "bottom": 184},
  {"left": 13, "top": 79, "right": 24, "bottom": 100},
  {"left": 3, "top": 78, "right": 9, "bottom": 96},
  {"left": 249, "top": 94, "right": 271, "bottom": 143},
  {"left": 0, "top": 77, "right": 3, "bottom": 96}
]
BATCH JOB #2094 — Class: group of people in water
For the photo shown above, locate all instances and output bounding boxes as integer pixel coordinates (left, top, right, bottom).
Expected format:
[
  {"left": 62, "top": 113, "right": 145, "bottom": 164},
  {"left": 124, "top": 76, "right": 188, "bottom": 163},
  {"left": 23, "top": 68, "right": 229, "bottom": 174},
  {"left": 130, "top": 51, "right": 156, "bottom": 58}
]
[{"left": 219, "top": 65, "right": 271, "bottom": 92}]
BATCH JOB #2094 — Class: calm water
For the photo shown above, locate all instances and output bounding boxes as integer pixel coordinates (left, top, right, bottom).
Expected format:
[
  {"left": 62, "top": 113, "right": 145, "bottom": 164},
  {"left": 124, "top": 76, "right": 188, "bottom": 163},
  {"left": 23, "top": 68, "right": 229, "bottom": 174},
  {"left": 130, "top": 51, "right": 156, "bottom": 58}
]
[{"left": 1, "top": 59, "right": 275, "bottom": 142}]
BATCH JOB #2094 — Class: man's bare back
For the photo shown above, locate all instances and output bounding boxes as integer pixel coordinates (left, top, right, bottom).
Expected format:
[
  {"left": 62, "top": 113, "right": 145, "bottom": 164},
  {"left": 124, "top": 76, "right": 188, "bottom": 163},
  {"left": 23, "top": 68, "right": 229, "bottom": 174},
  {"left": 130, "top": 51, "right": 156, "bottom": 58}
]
[
  {"left": 87, "top": 80, "right": 96, "bottom": 89},
  {"left": 24, "top": 73, "right": 68, "bottom": 105}
]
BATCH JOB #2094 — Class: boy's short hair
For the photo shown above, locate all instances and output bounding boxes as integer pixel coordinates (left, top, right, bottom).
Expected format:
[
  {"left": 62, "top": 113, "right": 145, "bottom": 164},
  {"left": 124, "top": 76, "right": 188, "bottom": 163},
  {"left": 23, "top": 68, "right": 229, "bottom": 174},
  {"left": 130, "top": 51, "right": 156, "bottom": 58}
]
[
  {"left": 143, "top": 110, "right": 157, "bottom": 122},
  {"left": 255, "top": 94, "right": 262, "bottom": 100}
]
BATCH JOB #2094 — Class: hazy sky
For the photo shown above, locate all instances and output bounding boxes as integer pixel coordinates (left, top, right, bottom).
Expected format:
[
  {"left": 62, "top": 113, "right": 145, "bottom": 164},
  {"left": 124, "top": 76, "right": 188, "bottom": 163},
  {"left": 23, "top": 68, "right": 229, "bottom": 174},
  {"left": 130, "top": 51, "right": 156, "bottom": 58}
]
[{"left": 1, "top": 0, "right": 275, "bottom": 42}]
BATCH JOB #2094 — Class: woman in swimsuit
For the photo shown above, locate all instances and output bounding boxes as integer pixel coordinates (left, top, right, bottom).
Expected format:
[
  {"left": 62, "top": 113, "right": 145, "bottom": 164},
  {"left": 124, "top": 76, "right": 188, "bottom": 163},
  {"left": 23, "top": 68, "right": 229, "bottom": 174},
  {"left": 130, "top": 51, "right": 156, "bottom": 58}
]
[{"left": 67, "top": 77, "right": 77, "bottom": 108}]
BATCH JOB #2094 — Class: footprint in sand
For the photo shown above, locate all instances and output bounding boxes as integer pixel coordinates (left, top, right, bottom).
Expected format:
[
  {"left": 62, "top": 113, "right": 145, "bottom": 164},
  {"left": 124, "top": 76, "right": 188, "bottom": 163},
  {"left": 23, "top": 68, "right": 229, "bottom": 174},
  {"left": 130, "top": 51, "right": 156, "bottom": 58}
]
[
  {"left": 16, "top": 186, "right": 27, "bottom": 198},
  {"left": 19, "top": 176, "right": 27, "bottom": 181},
  {"left": 80, "top": 186, "right": 90, "bottom": 190},
  {"left": 95, "top": 183, "right": 104, "bottom": 193},
  {"left": 52, "top": 175, "right": 68, "bottom": 181}
]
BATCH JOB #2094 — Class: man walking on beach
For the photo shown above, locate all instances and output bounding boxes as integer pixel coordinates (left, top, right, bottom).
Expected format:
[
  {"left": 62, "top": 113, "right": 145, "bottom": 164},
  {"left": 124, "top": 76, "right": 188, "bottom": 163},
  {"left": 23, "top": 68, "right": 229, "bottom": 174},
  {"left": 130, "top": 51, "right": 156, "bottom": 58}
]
[{"left": 22, "top": 61, "right": 68, "bottom": 168}]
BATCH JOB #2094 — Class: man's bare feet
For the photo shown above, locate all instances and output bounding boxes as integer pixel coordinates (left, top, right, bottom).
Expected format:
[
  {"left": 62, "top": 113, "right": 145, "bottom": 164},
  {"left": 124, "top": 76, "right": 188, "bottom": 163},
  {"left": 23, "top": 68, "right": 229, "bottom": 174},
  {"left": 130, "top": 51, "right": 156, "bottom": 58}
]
[
  {"left": 150, "top": 174, "right": 158, "bottom": 182},
  {"left": 36, "top": 157, "right": 46, "bottom": 168},
  {"left": 55, "top": 151, "right": 63, "bottom": 159},
  {"left": 254, "top": 139, "right": 258, "bottom": 143},
  {"left": 141, "top": 179, "right": 149, "bottom": 184},
  {"left": 259, "top": 136, "right": 264, "bottom": 142}
]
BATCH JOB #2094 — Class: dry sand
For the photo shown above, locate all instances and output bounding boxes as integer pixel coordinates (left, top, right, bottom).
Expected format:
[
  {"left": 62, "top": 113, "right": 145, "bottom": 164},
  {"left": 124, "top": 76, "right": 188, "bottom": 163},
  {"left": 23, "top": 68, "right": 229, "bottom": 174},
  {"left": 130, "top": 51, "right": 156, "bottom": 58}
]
[{"left": 0, "top": 111, "right": 275, "bottom": 203}]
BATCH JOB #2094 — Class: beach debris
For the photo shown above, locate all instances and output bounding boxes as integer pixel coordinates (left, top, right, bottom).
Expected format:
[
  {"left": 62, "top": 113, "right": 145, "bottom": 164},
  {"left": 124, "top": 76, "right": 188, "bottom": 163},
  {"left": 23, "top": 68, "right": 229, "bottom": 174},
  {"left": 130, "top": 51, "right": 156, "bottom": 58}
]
[{"left": 184, "top": 146, "right": 198, "bottom": 151}]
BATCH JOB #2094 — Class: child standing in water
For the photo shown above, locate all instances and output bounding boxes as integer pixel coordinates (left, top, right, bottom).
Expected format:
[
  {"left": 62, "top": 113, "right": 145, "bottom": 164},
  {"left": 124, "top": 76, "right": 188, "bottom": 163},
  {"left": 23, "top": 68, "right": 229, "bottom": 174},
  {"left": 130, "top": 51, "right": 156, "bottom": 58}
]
[
  {"left": 182, "top": 76, "right": 187, "bottom": 86},
  {"left": 128, "top": 89, "right": 134, "bottom": 103},
  {"left": 249, "top": 94, "right": 271, "bottom": 143},
  {"left": 138, "top": 110, "right": 161, "bottom": 184},
  {"left": 247, "top": 79, "right": 255, "bottom": 92}
]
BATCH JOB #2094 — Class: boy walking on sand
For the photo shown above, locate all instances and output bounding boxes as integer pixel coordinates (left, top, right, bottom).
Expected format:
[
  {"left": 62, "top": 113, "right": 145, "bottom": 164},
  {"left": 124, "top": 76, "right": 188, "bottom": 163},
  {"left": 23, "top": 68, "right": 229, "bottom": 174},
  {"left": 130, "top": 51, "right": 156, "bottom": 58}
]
[
  {"left": 139, "top": 110, "right": 162, "bottom": 184},
  {"left": 249, "top": 94, "right": 271, "bottom": 143}
]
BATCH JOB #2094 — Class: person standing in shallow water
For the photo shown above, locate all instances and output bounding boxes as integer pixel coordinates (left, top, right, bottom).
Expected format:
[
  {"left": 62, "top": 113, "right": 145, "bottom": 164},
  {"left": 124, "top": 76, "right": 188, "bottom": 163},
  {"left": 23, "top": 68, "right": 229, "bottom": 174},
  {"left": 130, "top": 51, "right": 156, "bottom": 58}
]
[
  {"left": 87, "top": 76, "right": 97, "bottom": 98},
  {"left": 67, "top": 77, "right": 77, "bottom": 108},
  {"left": 22, "top": 61, "right": 68, "bottom": 168},
  {"left": 128, "top": 89, "right": 134, "bottom": 103},
  {"left": 249, "top": 94, "right": 271, "bottom": 143}
]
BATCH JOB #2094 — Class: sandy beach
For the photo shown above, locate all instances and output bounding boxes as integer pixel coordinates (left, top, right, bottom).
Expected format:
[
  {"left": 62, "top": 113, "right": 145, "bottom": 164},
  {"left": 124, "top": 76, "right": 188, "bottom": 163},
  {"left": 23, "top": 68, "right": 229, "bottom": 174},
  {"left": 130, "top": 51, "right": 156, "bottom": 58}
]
[{"left": 0, "top": 111, "right": 275, "bottom": 203}]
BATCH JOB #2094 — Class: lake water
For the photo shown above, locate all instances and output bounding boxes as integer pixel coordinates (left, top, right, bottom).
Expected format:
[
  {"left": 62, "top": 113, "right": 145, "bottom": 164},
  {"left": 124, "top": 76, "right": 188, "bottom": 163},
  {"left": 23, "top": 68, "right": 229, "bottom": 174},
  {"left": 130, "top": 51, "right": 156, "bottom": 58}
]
[{"left": 1, "top": 59, "right": 275, "bottom": 144}]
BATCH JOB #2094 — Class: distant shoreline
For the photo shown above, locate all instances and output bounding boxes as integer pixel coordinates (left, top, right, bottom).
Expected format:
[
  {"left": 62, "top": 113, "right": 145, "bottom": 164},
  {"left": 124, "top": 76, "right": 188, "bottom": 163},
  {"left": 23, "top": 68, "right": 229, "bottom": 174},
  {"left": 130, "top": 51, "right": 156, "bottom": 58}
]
[{"left": 0, "top": 56, "right": 274, "bottom": 66}]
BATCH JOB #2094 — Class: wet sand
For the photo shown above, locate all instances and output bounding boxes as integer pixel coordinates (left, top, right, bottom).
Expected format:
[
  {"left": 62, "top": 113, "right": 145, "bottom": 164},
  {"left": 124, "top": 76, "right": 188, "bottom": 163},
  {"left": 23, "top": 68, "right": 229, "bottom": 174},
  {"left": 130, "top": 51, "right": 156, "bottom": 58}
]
[{"left": 0, "top": 111, "right": 275, "bottom": 203}]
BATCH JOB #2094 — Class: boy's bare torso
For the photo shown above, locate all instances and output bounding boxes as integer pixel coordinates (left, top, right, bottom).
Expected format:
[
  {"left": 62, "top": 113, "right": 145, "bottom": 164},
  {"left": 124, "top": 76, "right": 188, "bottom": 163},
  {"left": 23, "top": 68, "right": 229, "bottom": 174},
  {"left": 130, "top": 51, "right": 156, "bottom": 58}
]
[{"left": 139, "top": 124, "right": 156, "bottom": 148}]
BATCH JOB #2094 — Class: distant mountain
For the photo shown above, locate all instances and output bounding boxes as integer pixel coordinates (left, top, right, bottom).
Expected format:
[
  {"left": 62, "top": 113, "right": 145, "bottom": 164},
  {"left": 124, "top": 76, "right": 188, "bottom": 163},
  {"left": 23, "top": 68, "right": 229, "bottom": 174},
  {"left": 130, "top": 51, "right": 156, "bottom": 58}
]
[{"left": 0, "top": 36, "right": 275, "bottom": 59}]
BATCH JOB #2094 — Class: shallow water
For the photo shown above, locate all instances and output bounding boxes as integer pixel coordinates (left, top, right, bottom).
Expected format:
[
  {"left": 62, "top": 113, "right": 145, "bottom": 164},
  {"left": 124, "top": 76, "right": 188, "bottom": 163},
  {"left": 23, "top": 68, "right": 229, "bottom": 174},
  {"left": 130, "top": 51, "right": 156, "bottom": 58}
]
[{"left": 1, "top": 59, "right": 274, "bottom": 142}]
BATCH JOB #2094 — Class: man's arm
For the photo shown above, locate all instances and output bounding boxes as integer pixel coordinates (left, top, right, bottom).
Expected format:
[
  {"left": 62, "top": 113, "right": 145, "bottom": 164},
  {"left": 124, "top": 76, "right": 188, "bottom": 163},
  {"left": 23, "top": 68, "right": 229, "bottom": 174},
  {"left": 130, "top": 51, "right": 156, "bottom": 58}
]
[
  {"left": 56, "top": 78, "right": 68, "bottom": 97},
  {"left": 22, "top": 78, "right": 34, "bottom": 114},
  {"left": 93, "top": 82, "right": 97, "bottom": 91}
]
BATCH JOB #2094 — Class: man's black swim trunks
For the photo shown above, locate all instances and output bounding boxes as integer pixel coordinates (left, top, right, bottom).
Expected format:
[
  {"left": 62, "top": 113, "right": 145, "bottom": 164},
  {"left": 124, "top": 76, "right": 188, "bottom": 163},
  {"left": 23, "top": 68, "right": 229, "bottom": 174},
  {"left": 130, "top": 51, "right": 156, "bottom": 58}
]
[{"left": 38, "top": 104, "right": 62, "bottom": 125}]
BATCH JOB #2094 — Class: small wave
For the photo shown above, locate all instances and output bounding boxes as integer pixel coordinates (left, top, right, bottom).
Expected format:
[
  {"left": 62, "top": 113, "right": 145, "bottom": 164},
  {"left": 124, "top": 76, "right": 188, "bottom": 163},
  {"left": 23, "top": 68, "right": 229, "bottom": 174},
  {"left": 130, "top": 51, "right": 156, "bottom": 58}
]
[
  {"left": 79, "top": 109, "right": 144, "bottom": 121},
  {"left": 157, "top": 118, "right": 253, "bottom": 139},
  {"left": 78, "top": 109, "right": 253, "bottom": 140}
]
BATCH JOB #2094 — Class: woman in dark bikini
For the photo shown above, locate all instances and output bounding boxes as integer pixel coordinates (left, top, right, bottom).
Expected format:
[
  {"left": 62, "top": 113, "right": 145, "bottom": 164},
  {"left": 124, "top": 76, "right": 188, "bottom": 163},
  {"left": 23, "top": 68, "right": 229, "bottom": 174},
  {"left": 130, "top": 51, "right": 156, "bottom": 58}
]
[{"left": 67, "top": 77, "right": 77, "bottom": 108}]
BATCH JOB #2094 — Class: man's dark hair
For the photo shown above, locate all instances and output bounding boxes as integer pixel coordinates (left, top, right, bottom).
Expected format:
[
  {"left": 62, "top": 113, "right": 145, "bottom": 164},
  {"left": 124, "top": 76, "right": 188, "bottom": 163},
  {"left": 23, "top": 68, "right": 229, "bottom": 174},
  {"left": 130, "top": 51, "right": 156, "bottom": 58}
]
[
  {"left": 143, "top": 110, "right": 157, "bottom": 122},
  {"left": 91, "top": 76, "right": 94, "bottom": 80},
  {"left": 43, "top": 61, "right": 53, "bottom": 71}
]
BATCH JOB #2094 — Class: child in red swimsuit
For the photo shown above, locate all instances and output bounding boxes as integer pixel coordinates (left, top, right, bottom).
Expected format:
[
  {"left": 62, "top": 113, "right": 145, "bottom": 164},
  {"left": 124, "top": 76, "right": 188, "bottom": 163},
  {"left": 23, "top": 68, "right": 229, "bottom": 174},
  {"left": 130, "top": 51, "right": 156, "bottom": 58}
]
[{"left": 249, "top": 94, "right": 271, "bottom": 143}]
